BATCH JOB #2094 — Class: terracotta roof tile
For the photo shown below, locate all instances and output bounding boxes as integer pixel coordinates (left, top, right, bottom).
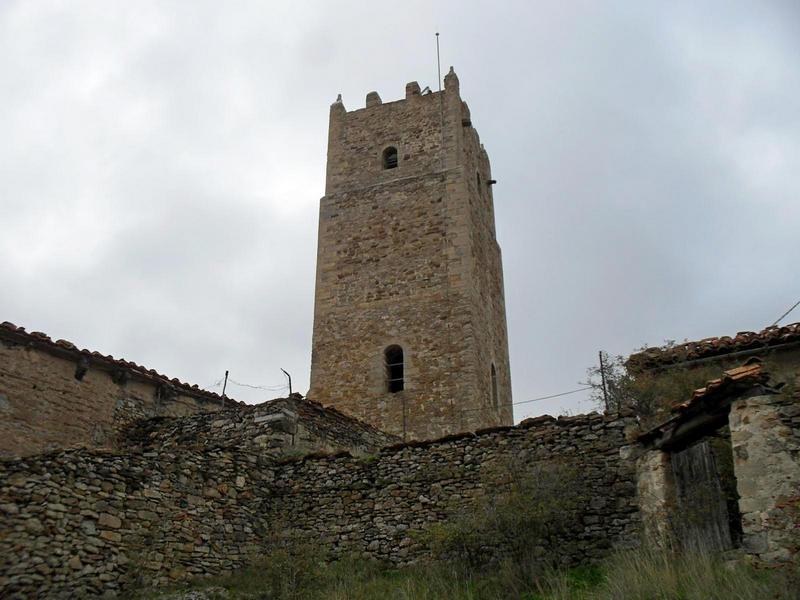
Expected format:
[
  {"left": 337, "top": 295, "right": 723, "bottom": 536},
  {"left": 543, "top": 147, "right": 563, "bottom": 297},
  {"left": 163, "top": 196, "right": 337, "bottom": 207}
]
[
  {"left": 0, "top": 321, "right": 238, "bottom": 406},
  {"left": 677, "top": 359, "right": 767, "bottom": 412},
  {"left": 639, "top": 358, "right": 771, "bottom": 443},
  {"left": 628, "top": 322, "right": 800, "bottom": 370}
]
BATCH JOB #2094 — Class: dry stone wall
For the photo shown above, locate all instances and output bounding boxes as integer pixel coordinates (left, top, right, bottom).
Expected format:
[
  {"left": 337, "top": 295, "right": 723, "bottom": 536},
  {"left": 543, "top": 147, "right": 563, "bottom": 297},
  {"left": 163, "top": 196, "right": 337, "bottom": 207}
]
[
  {"left": 1, "top": 446, "right": 273, "bottom": 599},
  {"left": 0, "top": 412, "right": 639, "bottom": 598},
  {"left": 266, "top": 412, "right": 640, "bottom": 565},
  {"left": 122, "top": 396, "right": 399, "bottom": 457}
]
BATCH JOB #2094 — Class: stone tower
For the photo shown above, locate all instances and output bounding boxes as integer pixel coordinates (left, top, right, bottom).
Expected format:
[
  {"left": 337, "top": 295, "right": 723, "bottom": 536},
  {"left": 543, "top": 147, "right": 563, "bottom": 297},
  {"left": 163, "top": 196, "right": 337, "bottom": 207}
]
[{"left": 309, "top": 68, "right": 512, "bottom": 440}]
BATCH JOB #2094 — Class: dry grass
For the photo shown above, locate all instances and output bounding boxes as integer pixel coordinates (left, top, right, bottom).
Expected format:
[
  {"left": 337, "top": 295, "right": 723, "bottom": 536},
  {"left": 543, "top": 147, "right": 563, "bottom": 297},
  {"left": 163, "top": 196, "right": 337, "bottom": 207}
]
[
  {"left": 558, "top": 548, "right": 796, "bottom": 600},
  {"left": 132, "top": 547, "right": 799, "bottom": 600}
]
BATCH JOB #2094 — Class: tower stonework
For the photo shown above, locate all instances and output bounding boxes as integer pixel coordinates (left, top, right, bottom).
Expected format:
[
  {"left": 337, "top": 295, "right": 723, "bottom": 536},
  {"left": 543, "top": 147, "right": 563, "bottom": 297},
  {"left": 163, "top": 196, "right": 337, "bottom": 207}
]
[{"left": 309, "top": 69, "right": 512, "bottom": 440}]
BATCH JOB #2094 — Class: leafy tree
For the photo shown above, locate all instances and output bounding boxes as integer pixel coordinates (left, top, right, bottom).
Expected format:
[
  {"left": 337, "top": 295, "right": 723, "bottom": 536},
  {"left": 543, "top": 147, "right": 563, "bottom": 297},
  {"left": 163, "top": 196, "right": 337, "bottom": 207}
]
[
  {"left": 583, "top": 351, "right": 644, "bottom": 416},
  {"left": 584, "top": 348, "right": 725, "bottom": 427}
]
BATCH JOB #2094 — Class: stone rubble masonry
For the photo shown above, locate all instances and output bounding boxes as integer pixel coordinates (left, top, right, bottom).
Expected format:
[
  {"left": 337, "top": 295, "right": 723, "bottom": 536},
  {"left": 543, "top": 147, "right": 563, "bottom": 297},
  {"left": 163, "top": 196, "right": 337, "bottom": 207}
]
[
  {"left": 121, "top": 396, "right": 399, "bottom": 457},
  {"left": 265, "top": 412, "right": 640, "bottom": 565},
  {"left": 0, "top": 411, "right": 639, "bottom": 598},
  {"left": 0, "top": 446, "right": 272, "bottom": 599},
  {"left": 0, "top": 321, "right": 396, "bottom": 461},
  {"left": 630, "top": 346, "right": 800, "bottom": 560},
  {"left": 635, "top": 449, "right": 674, "bottom": 546},
  {"left": 309, "top": 69, "right": 513, "bottom": 441},
  {"left": 636, "top": 385, "right": 800, "bottom": 562},
  {"left": 729, "top": 391, "right": 800, "bottom": 562},
  {"left": 0, "top": 322, "right": 233, "bottom": 459}
]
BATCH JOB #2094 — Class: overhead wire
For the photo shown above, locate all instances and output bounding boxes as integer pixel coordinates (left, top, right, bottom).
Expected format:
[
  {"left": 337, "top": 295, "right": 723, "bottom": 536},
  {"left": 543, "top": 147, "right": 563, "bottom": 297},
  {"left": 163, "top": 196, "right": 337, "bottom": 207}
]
[
  {"left": 772, "top": 297, "right": 800, "bottom": 326},
  {"left": 208, "top": 375, "right": 593, "bottom": 407},
  {"left": 206, "top": 378, "right": 289, "bottom": 393},
  {"left": 512, "top": 386, "right": 594, "bottom": 407},
  {"left": 460, "top": 385, "right": 594, "bottom": 412},
  {"left": 228, "top": 378, "right": 288, "bottom": 391}
]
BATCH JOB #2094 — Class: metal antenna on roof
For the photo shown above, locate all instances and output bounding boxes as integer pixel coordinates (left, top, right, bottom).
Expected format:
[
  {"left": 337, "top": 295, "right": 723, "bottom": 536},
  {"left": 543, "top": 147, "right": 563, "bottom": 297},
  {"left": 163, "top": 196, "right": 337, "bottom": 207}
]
[
  {"left": 221, "top": 370, "right": 229, "bottom": 409},
  {"left": 436, "top": 32, "right": 446, "bottom": 172},
  {"left": 598, "top": 351, "right": 610, "bottom": 413},
  {"left": 280, "top": 368, "right": 292, "bottom": 396},
  {"left": 772, "top": 297, "right": 800, "bottom": 327},
  {"left": 436, "top": 32, "right": 442, "bottom": 92}
]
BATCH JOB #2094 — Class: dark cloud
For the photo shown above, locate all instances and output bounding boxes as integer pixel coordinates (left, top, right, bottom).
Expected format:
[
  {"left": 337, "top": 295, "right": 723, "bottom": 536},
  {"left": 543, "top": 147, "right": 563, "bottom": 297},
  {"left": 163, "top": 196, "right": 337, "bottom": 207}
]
[{"left": 1, "top": 1, "right": 797, "bottom": 415}]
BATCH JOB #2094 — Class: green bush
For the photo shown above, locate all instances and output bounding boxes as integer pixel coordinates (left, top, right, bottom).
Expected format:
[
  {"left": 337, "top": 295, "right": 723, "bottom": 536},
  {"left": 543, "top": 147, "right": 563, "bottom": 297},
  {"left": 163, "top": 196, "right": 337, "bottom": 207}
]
[
  {"left": 423, "top": 459, "right": 584, "bottom": 569},
  {"left": 186, "top": 541, "right": 326, "bottom": 600},
  {"left": 587, "top": 351, "right": 725, "bottom": 424},
  {"left": 129, "top": 461, "right": 799, "bottom": 600}
]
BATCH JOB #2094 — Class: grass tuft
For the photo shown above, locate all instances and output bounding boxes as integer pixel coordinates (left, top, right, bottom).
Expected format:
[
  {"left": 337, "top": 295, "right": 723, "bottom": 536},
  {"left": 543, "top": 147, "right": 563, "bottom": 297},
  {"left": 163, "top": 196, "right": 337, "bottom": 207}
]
[{"left": 130, "top": 546, "right": 799, "bottom": 600}]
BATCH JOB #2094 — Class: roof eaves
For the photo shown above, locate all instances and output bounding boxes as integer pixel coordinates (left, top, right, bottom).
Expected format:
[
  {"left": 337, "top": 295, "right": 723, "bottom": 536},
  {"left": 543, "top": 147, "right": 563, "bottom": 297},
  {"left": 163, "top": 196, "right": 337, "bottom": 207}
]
[
  {"left": 627, "top": 322, "right": 800, "bottom": 370},
  {"left": 0, "top": 321, "right": 236, "bottom": 406},
  {"left": 638, "top": 358, "right": 771, "bottom": 445}
]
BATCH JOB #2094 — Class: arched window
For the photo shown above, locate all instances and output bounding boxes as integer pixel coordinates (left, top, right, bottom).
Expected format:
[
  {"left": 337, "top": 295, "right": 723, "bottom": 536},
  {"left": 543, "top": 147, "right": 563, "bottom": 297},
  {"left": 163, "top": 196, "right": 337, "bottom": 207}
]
[
  {"left": 491, "top": 363, "right": 498, "bottom": 408},
  {"left": 382, "top": 146, "right": 398, "bottom": 170},
  {"left": 385, "top": 345, "right": 404, "bottom": 393}
]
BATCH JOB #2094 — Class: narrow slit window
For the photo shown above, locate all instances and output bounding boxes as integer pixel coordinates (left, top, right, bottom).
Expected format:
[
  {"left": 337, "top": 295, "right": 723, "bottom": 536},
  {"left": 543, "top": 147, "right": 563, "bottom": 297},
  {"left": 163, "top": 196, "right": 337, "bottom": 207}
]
[
  {"left": 385, "top": 345, "right": 404, "bottom": 393},
  {"left": 491, "top": 363, "right": 498, "bottom": 408},
  {"left": 383, "top": 146, "right": 398, "bottom": 169}
]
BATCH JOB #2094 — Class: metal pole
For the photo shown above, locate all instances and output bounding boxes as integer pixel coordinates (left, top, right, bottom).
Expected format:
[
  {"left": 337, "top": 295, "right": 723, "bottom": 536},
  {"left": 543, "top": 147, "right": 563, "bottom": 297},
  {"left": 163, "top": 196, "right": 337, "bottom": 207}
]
[
  {"left": 598, "top": 351, "right": 610, "bottom": 413},
  {"left": 280, "top": 368, "right": 292, "bottom": 396},
  {"left": 436, "top": 32, "right": 446, "bottom": 169},
  {"left": 436, "top": 32, "right": 442, "bottom": 92},
  {"left": 434, "top": 32, "right": 455, "bottom": 433},
  {"left": 772, "top": 298, "right": 800, "bottom": 326},
  {"left": 221, "top": 370, "right": 229, "bottom": 409}
]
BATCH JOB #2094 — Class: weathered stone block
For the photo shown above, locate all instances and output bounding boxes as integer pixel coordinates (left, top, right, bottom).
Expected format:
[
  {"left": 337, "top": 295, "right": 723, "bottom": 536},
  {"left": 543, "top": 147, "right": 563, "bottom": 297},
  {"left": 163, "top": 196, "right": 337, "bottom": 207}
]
[
  {"left": 99, "top": 531, "right": 122, "bottom": 543},
  {"left": 97, "top": 514, "right": 121, "bottom": 529}
]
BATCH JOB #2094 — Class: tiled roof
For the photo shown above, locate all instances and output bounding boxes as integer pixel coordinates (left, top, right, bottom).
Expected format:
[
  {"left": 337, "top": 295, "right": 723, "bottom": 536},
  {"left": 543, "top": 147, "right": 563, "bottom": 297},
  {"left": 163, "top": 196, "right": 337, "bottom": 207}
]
[
  {"left": 639, "top": 358, "right": 770, "bottom": 444},
  {"left": 627, "top": 322, "right": 800, "bottom": 370},
  {"left": 0, "top": 321, "right": 237, "bottom": 406},
  {"left": 674, "top": 359, "right": 768, "bottom": 415}
]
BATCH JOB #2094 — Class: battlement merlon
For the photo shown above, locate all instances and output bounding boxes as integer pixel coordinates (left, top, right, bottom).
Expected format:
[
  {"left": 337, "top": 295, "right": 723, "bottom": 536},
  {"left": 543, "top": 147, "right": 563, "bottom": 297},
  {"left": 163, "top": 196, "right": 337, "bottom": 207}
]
[
  {"left": 325, "top": 67, "right": 492, "bottom": 195},
  {"left": 328, "top": 66, "right": 462, "bottom": 115}
]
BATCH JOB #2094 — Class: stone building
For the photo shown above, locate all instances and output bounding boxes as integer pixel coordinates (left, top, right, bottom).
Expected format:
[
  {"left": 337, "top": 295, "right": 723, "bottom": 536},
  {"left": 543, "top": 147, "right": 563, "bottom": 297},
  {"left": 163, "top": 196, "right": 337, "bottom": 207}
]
[
  {"left": 309, "top": 69, "right": 513, "bottom": 440},
  {"left": 0, "top": 321, "right": 227, "bottom": 459},
  {"left": 636, "top": 359, "right": 800, "bottom": 563},
  {"left": 0, "top": 321, "right": 396, "bottom": 459},
  {"left": 2, "top": 69, "right": 798, "bottom": 598},
  {"left": 1, "top": 316, "right": 798, "bottom": 597},
  {"left": 627, "top": 322, "right": 800, "bottom": 389},
  {"left": 630, "top": 323, "right": 800, "bottom": 562}
]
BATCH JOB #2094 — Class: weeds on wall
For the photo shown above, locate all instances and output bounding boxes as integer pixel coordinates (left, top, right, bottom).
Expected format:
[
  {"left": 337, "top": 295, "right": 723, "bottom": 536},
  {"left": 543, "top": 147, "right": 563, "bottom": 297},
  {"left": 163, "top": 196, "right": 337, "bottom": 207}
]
[
  {"left": 127, "top": 456, "right": 800, "bottom": 599},
  {"left": 588, "top": 347, "right": 800, "bottom": 430},
  {"left": 586, "top": 351, "right": 724, "bottom": 424},
  {"left": 421, "top": 459, "right": 584, "bottom": 570}
]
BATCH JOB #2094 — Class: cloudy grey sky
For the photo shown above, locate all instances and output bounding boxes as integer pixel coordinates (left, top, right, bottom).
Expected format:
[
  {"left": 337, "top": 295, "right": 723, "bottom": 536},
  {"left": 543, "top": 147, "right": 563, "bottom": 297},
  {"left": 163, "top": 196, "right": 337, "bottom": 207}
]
[{"left": 1, "top": 1, "right": 798, "bottom": 421}]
